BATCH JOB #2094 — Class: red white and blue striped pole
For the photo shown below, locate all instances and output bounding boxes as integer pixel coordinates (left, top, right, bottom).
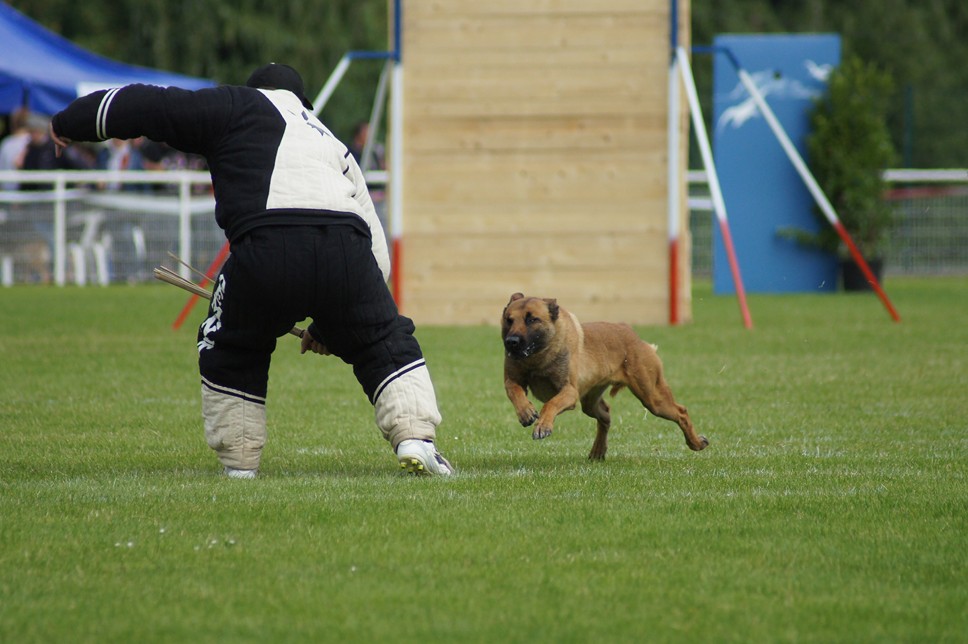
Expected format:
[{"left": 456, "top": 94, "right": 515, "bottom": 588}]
[
  {"left": 666, "top": 0, "right": 683, "bottom": 325},
  {"left": 388, "top": 0, "right": 405, "bottom": 308}
]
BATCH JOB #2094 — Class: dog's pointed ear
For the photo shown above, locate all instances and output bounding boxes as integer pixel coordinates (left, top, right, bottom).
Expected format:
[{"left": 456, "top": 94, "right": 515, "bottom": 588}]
[
  {"left": 508, "top": 292, "right": 525, "bottom": 305},
  {"left": 544, "top": 298, "right": 559, "bottom": 321}
]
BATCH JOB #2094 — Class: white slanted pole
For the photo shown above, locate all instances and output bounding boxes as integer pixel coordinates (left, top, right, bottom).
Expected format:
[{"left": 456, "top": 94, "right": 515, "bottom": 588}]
[
  {"left": 360, "top": 60, "right": 391, "bottom": 174},
  {"left": 311, "top": 55, "right": 351, "bottom": 115},
  {"left": 732, "top": 64, "right": 900, "bottom": 322},
  {"left": 676, "top": 46, "right": 752, "bottom": 329}
]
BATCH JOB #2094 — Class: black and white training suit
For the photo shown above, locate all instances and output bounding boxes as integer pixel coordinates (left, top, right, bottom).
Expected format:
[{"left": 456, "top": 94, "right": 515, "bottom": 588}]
[{"left": 53, "top": 84, "right": 442, "bottom": 471}]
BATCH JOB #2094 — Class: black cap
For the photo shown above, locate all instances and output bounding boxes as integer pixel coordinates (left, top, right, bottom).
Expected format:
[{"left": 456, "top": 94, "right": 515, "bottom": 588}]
[{"left": 246, "top": 63, "right": 314, "bottom": 110}]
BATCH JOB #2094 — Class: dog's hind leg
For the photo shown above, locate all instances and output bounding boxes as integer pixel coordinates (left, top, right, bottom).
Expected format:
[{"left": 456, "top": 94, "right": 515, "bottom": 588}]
[
  {"left": 581, "top": 388, "right": 611, "bottom": 460},
  {"left": 628, "top": 373, "right": 708, "bottom": 452}
]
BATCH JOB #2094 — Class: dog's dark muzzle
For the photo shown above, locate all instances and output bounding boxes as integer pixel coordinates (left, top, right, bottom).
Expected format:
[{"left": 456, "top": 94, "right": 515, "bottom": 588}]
[{"left": 504, "top": 334, "right": 534, "bottom": 358}]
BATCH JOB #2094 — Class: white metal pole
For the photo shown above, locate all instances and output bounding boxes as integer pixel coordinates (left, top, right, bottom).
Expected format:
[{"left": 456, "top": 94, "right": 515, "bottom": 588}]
[
  {"left": 666, "top": 52, "right": 681, "bottom": 325},
  {"left": 735, "top": 69, "right": 839, "bottom": 227},
  {"left": 361, "top": 60, "right": 392, "bottom": 173},
  {"left": 178, "top": 173, "right": 192, "bottom": 281},
  {"left": 677, "top": 46, "right": 752, "bottom": 328},
  {"left": 389, "top": 56, "right": 405, "bottom": 303},
  {"left": 677, "top": 48, "right": 727, "bottom": 224},
  {"left": 54, "top": 175, "right": 66, "bottom": 286},
  {"left": 734, "top": 66, "right": 900, "bottom": 322},
  {"left": 311, "top": 55, "right": 351, "bottom": 115}
]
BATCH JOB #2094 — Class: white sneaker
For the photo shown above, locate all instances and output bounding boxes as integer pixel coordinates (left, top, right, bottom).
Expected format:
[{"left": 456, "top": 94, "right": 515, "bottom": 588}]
[
  {"left": 396, "top": 439, "right": 454, "bottom": 476},
  {"left": 224, "top": 467, "right": 257, "bottom": 479}
]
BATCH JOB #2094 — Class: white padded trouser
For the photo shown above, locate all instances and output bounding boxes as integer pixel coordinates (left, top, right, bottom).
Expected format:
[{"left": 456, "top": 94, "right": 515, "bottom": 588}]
[
  {"left": 201, "top": 379, "right": 267, "bottom": 471},
  {"left": 373, "top": 362, "right": 441, "bottom": 450}
]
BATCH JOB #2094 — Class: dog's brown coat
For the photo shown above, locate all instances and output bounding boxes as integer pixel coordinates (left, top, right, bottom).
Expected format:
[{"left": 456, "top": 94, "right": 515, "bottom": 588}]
[{"left": 501, "top": 293, "right": 708, "bottom": 460}]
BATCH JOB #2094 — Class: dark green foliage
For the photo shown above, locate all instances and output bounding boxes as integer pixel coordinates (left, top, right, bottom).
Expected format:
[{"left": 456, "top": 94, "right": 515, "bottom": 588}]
[
  {"left": 9, "top": 0, "right": 968, "bottom": 164},
  {"left": 803, "top": 56, "right": 899, "bottom": 256},
  {"left": 691, "top": 0, "right": 968, "bottom": 167},
  {"left": 9, "top": 0, "right": 389, "bottom": 141}
]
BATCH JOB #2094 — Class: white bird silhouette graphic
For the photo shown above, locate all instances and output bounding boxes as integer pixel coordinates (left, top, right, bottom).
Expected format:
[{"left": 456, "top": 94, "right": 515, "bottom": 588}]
[{"left": 804, "top": 59, "right": 833, "bottom": 82}]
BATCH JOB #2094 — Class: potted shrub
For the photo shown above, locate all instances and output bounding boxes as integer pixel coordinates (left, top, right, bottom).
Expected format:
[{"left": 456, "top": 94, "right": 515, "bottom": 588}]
[{"left": 787, "top": 55, "right": 899, "bottom": 290}]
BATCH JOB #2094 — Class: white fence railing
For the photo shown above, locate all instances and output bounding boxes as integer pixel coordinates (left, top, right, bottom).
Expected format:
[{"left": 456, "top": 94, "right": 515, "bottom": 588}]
[
  {"left": 688, "top": 169, "right": 968, "bottom": 277},
  {"left": 1, "top": 168, "right": 965, "bottom": 286},
  {"left": 0, "top": 169, "right": 388, "bottom": 287},
  {"left": 0, "top": 170, "right": 213, "bottom": 286}
]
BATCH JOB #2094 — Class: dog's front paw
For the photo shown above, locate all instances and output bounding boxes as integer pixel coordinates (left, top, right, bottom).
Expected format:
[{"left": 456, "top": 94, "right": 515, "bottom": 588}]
[
  {"left": 517, "top": 406, "right": 539, "bottom": 427},
  {"left": 532, "top": 423, "right": 553, "bottom": 440}
]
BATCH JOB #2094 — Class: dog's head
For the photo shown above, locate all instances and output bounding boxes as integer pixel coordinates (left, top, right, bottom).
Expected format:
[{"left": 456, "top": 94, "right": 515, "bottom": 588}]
[{"left": 501, "top": 292, "right": 560, "bottom": 359}]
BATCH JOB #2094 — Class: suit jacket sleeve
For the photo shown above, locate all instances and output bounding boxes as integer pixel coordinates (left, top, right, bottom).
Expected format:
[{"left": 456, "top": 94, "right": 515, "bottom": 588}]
[{"left": 52, "top": 84, "right": 232, "bottom": 157}]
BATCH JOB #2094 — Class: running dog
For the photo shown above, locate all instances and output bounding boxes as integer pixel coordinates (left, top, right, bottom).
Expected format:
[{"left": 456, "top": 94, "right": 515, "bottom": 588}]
[{"left": 501, "top": 293, "right": 708, "bottom": 460}]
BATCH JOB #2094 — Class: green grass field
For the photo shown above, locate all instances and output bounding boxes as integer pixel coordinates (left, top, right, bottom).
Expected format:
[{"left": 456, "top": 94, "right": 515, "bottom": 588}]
[{"left": 1, "top": 278, "right": 965, "bottom": 642}]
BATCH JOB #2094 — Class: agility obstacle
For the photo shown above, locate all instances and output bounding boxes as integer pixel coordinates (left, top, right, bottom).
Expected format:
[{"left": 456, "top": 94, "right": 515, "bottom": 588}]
[{"left": 389, "top": 1, "right": 693, "bottom": 325}]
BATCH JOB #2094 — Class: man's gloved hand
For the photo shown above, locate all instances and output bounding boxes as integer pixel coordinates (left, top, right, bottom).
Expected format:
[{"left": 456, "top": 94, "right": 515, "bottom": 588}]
[{"left": 299, "top": 328, "right": 330, "bottom": 355}]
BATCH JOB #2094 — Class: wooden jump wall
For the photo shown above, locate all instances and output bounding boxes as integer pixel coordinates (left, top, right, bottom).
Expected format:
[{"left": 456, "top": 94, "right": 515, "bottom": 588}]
[{"left": 395, "top": 0, "right": 691, "bottom": 326}]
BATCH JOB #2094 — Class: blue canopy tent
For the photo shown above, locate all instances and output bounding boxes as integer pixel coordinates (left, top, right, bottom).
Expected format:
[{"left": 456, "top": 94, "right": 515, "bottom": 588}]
[{"left": 0, "top": 2, "right": 214, "bottom": 116}]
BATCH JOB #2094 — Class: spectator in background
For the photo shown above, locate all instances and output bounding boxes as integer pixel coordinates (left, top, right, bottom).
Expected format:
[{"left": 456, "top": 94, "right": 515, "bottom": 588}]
[
  {"left": 137, "top": 138, "right": 210, "bottom": 194},
  {"left": 139, "top": 139, "right": 174, "bottom": 171},
  {"left": 97, "top": 137, "right": 142, "bottom": 172},
  {"left": 16, "top": 113, "right": 91, "bottom": 189},
  {"left": 0, "top": 107, "right": 30, "bottom": 190},
  {"left": 97, "top": 137, "right": 145, "bottom": 191},
  {"left": 348, "top": 120, "right": 385, "bottom": 171},
  {"left": 12, "top": 113, "right": 88, "bottom": 284}
]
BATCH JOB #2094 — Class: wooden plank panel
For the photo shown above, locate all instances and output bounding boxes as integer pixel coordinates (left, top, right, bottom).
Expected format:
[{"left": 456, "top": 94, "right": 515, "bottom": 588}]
[
  {"left": 403, "top": 73, "right": 668, "bottom": 120},
  {"left": 414, "top": 0, "right": 664, "bottom": 17},
  {"left": 402, "top": 289, "right": 671, "bottom": 327},
  {"left": 405, "top": 205, "right": 668, "bottom": 235},
  {"left": 398, "top": 0, "right": 691, "bottom": 325},
  {"left": 406, "top": 46, "right": 661, "bottom": 69},
  {"left": 403, "top": 177, "right": 666, "bottom": 203},
  {"left": 404, "top": 277, "right": 671, "bottom": 323},
  {"left": 404, "top": 14, "right": 666, "bottom": 52},
  {"left": 406, "top": 117, "right": 668, "bottom": 153},
  {"left": 404, "top": 96, "right": 665, "bottom": 119},
  {"left": 404, "top": 152, "right": 667, "bottom": 205},
  {"left": 404, "top": 232, "right": 667, "bottom": 271},
  {"left": 405, "top": 66, "right": 667, "bottom": 98},
  {"left": 401, "top": 262, "right": 669, "bottom": 291},
  {"left": 400, "top": 200, "right": 670, "bottom": 233},
  {"left": 404, "top": 77, "right": 667, "bottom": 120}
]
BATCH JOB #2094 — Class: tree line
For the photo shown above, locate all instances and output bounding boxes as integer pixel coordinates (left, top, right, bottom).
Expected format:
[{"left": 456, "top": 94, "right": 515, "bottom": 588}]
[
  {"left": 11, "top": 0, "right": 388, "bottom": 142},
  {"left": 10, "top": 0, "right": 967, "bottom": 166}
]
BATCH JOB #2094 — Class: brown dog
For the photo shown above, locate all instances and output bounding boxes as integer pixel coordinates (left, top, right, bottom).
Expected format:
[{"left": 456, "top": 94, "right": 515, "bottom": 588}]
[{"left": 502, "top": 293, "right": 708, "bottom": 460}]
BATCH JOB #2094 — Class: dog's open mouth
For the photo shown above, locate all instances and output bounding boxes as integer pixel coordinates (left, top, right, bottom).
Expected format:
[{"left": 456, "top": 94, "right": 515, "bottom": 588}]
[
  {"left": 504, "top": 336, "right": 540, "bottom": 359},
  {"left": 506, "top": 345, "right": 534, "bottom": 359}
]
